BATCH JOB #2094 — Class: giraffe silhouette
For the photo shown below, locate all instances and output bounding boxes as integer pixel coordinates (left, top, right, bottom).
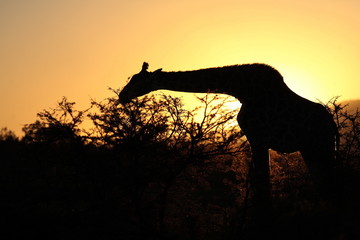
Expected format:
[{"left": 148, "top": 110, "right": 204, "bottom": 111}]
[{"left": 119, "top": 62, "right": 339, "bottom": 218}]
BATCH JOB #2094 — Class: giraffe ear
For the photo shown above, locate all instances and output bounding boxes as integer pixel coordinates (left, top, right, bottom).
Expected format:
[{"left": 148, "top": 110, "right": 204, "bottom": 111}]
[
  {"left": 154, "top": 68, "right": 162, "bottom": 73},
  {"left": 141, "top": 62, "right": 149, "bottom": 72}
]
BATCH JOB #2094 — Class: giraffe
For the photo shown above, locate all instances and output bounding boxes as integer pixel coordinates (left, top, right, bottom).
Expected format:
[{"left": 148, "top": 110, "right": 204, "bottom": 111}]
[{"left": 119, "top": 62, "right": 339, "bottom": 217}]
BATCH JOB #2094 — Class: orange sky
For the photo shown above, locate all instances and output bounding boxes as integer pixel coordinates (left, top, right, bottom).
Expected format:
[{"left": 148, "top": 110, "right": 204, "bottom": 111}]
[{"left": 1, "top": 0, "right": 359, "bottom": 136}]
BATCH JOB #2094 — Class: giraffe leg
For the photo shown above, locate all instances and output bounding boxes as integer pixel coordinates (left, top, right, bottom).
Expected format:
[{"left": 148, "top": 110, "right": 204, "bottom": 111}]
[
  {"left": 250, "top": 145, "right": 271, "bottom": 221},
  {"left": 300, "top": 145, "right": 337, "bottom": 202}
]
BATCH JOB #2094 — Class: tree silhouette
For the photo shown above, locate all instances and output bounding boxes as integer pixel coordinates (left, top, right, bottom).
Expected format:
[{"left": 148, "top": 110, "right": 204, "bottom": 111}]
[
  {"left": 0, "top": 127, "right": 18, "bottom": 142},
  {"left": 88, "top": 89, "right": 245, "bottom": 158},
  {"left": 323, "top": 97, "right": 360, "bottom": 168},
  {"left": 86, "top": 90, "right": 249, "bottom": 237},
  {"left": 22, "top": 97, "right": 86, "bottom": 145}
]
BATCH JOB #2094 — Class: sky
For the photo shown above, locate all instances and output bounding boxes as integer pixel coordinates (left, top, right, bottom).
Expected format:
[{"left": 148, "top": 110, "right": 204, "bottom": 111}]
[{"left": 1, "top": 0, "right": 360, "bottom": 136}]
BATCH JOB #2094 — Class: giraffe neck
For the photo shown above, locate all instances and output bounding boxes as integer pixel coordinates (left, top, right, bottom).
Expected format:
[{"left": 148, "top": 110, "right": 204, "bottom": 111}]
[
  {"left": 151, "top": 67, "right": 236, "bottom": 96},
  {"left": 149, "top": 64, "right": 287, "bottom": 103}
]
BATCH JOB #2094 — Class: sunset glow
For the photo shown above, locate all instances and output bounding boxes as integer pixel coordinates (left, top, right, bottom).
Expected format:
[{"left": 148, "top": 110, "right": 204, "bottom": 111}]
[{"left": 1, "top": 0, "right": 359, "bottom": 135}]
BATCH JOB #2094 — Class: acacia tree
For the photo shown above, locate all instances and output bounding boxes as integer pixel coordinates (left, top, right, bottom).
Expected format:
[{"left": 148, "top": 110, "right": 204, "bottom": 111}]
[
  {"left": 88, "top": 93, "right": 170, "bottom": 147},
  {"left": 22, "top": 97, "right": 86, "bottom": 144},
  {"left": 88, "top": 90, "right": 248, "bottom": 236},
  {"left": 163, "top": 93, "right": 245, "bottom": 160},
  {"left": 88, "top": 89, "right": 245, "bottom": 157},
  {"left": 0, "top": 127, "right": 18, "bottom": 142},
  {"left": 17, "top": 89, "right": 251, "bottom": 238},
  {"left": 323, "top": 97, "right": 360, "bottom": 168}
]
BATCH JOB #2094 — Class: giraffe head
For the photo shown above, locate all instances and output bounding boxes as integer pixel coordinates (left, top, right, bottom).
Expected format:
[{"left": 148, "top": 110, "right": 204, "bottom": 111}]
[{"left": 119, "top": 62, "right": 162, "bottom": 103}]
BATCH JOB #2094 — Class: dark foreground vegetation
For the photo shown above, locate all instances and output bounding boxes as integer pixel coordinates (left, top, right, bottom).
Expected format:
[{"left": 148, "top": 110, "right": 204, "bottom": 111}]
[{"left": 1, "top": 91, "right": 360, "bottom": 239}]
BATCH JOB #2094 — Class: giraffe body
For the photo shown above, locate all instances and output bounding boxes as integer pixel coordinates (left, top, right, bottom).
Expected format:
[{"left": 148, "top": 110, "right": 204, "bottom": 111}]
[{"left": 119, "top": 62, "right": 338, "bottom": 218}]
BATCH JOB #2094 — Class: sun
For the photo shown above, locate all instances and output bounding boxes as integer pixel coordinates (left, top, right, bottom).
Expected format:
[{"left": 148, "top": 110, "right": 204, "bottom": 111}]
[{"left": 277, "top": 65, "right": 320, "bottom": 101}]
